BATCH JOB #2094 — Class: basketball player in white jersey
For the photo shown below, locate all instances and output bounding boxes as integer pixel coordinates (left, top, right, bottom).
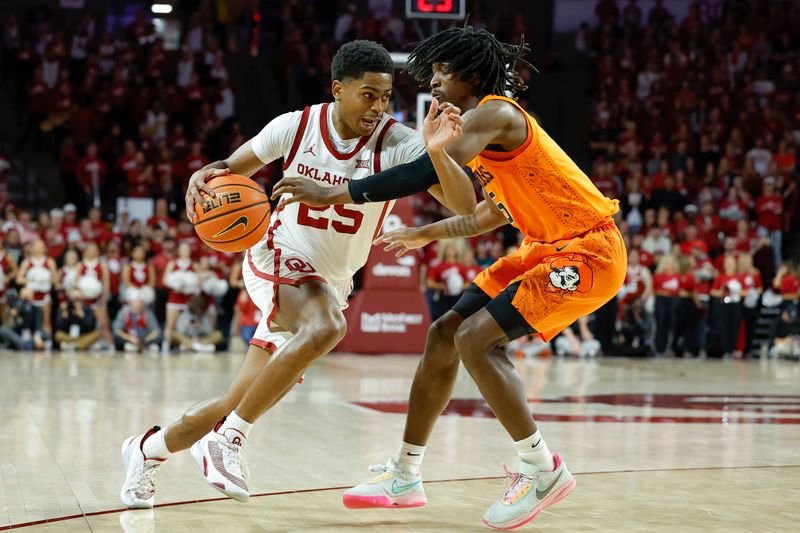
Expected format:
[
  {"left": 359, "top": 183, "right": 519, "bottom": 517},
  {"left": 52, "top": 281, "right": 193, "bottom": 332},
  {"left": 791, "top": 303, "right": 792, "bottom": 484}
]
[{"left": 120, "top": 40, "right": 472, "bottom": 508}]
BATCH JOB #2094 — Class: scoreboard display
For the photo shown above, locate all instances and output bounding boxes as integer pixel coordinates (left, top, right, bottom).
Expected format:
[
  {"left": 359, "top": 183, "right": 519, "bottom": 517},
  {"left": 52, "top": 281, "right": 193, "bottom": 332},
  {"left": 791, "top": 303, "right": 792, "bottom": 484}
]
[{"left": 405, "top": 0, "right": 466, "bottom": 20}]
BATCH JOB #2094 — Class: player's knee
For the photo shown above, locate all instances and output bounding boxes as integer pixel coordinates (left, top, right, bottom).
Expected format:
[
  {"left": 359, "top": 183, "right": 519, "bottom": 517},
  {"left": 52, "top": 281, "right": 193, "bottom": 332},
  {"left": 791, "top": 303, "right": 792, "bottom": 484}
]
[
  {"left": 453, "top": 322, "right": 482, "bottom": 363},
  {"left": 424, "top": 313, "right": 461, "bottom": 365},
  {"left": 428, "top": 312, "right": 461, "bottom": 345},
  {"left": 304, "top": 310, "right": 347, "bottom": 354}
]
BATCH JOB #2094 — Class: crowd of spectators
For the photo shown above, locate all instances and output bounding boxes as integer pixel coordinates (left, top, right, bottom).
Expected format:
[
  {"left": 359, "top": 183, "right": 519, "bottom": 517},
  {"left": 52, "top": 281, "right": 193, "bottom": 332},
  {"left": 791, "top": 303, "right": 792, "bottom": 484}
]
[
  {"left": 415, "top": 0, "right": 800, "bottom": 359},
  {"left": 0, "top": 198, "right": 259, "bottom": 354},
  {"left": 574, "top": 0, "right": 799, "bottom": 358},
  {"left": 0, "top": 1, "right": 798, "bottom": 359}
]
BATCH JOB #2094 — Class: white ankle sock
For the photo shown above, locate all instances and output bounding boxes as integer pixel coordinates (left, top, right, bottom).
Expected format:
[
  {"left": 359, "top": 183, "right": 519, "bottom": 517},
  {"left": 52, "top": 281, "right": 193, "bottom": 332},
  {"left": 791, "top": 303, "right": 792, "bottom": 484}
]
[
  {"left": 142, "top": 426, "right": 171, "bottom": 459},
  {"left": 515, "top": 430, "right": 555, "bottom": 472},
  {"left": 219, "top": 411, "right": 253, "bottom": 445},
  {"left": 395, "top": 441, "right": 425, "bottom": 475}
]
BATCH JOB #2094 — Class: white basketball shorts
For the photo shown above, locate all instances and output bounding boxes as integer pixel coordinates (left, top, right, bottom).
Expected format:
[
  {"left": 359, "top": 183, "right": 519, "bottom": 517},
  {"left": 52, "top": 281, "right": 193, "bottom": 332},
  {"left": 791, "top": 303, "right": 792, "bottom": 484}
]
[{"left": 242, "top": 240, "right": 352, "bottom": 354}]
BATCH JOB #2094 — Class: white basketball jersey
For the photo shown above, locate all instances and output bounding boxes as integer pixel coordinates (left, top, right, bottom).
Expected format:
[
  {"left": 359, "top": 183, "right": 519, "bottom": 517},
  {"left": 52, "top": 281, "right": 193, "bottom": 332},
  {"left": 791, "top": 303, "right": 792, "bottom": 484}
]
[{"left": 250, "top": 102, "right": 426, "bottom": 282}]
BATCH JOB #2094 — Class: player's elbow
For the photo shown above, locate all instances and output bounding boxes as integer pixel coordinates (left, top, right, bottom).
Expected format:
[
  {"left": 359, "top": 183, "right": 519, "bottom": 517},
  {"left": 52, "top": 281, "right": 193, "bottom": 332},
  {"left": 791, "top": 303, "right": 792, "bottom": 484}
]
[{"left": 449, "top": 196, "right": 478, "bottom": 216}]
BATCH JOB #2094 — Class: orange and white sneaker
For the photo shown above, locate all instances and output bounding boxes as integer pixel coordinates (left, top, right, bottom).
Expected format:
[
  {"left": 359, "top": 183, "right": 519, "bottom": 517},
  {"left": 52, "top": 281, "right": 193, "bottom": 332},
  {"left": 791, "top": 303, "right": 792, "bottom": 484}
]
[
  {"left": 342, "top": 458, "right": 427, "bottom": 509},
  {"left": 190, "top": 430, "right": 250, "bottom": 503},
  {"left": 120, "top": 427, "right": 168, "bottom": 509},
  {"left": 482, "top": 453, "right": 575, "bottom": 530}
]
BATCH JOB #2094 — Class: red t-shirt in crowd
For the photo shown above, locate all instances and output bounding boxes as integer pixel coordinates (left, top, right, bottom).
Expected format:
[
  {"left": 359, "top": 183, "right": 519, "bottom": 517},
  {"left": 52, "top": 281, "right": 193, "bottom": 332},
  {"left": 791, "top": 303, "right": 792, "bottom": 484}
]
[
  {"left": 652, "top": 272, "right": 681, "bottom": 296},
  {"left": 428, "top": 261, "right": 464, "bottom": 296},
  {"left": 779, "top": 273, "right": 800, "bottom": 296},
  {"left": 236, "top": 291, "right": 261, "bottom": 328},
  {"left": 46, "top": 234, "right": 67, "bottom": 259},
  {"left": 106, "top": 255, "right": 123, "bottom": 296},
  {"left": 712, "top": 274, "right": 742, "bottom": 296},
  {"left": 679, "top": 239, "right": 709, "bottom": 256},
  {"left": 678, "top": 273, "right": 696, "bottom": 295},
  {"left": 154, "top": 160, "right": 175, "bottom": 180},
  {"left": 638, "top": 249, "right": 655, "bottom": 268},
  {"left": 76, "top": 156, "right": 107, "bottom": 190},
  {"left": 734, "top": 230, "right": 757, "bottom": 252},
  {"left": 147, "top": 215, "right": 177, "bottom": 232},
  {"left": 417, "top": 244, "right": 439, "bottom": 269},
  {"left": 150, "top": 253, "right": 172, "bottom": 288},
  {"left": 202, "top": 248, "right": 235, "bottom": 271},
  {"left": 739, "top": 271, "right": 762, "bottom": 291},
  {"left": 126, "top": 166, "right": 151, "bottom": 198},
  {"left": 183, "top": 153, "right": 209, "bottom": 182},
  {"left": 460, "top": 264, "right": 481, "bottom": 284},
  {"left": 116, "top": 153, "right": 138, "bottom": 176},
  {"left": 755, "top": 194, "right": 783, "bottom": 231}
]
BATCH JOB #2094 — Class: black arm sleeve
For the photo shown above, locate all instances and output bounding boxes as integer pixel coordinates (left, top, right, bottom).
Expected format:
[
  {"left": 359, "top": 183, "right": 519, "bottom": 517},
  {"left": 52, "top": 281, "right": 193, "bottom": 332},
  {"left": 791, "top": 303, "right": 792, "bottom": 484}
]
[
  {"left": 347, "top": 154, "right": 477, "bottom": 203},
  {"left": 348, "top": 154, "right": 438, "bottom": 203}
]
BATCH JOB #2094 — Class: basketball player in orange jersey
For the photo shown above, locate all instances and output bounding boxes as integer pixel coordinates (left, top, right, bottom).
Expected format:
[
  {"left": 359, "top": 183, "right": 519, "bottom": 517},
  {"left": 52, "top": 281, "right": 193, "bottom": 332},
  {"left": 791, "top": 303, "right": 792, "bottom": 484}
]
[
  {"left": 274, "top": 26, "right": 627, "bottom": 529},
  {"left": 119, "top": 40, "right": 473, "bottom": 509}
]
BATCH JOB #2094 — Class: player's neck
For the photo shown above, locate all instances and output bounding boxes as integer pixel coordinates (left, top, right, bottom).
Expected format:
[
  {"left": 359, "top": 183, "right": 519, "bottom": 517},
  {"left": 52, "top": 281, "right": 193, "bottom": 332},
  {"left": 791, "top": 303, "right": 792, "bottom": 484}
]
[
  {"left": 330, "top": 102, "right": 361, "bottom": 140},
  {"left": 460, "top": 94, "right": 482, "bottom": 112}
]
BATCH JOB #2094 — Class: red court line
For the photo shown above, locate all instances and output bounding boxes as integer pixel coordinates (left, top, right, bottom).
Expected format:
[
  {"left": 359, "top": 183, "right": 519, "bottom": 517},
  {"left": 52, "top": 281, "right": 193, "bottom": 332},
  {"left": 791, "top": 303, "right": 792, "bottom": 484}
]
[{"left": 2, "top": 464, "right": 798, "bottom": 531}]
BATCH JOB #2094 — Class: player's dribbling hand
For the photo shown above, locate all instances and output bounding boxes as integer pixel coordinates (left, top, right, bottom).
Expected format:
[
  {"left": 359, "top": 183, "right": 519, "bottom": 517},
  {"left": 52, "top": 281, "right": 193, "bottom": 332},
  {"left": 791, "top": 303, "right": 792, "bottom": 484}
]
[
  {"left": 373, "top": 227, "right": 431, "bottom": 257},
  {"left": 423, "top": 99, "right": 463, "bottom": 152},
  {"left": 185, "top": 167, "right": 230, "bottom": 222},
  {"left": 271, "top": 177, "right": 333, "bottom": 208}
]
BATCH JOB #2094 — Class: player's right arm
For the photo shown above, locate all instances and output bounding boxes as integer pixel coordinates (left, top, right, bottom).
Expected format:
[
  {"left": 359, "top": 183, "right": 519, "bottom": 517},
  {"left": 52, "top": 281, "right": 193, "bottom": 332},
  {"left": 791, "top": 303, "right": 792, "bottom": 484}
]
[
  {"left": 374, "top": 199, "right": 508, "bottom": 257},
  {"left": 183, "top": 141, "right": 263, "bottom": 222},
  {"left": 185, "top": 111, "right": 301, "bottom": 221}
]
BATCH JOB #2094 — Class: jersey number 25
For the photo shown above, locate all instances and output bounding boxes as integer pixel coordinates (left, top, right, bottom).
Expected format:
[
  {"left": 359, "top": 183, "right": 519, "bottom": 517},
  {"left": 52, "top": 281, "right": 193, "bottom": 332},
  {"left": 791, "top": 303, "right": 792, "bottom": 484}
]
[{"left": 297, "top": 204, "right": 364, "bottom": 234}]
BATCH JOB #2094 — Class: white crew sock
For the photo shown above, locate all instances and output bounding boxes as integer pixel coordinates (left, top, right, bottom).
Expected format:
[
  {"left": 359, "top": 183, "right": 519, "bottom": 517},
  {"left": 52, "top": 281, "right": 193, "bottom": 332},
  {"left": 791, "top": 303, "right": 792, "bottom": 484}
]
[
  {"left": 515, "top": 430, "right": 555, "bottom": 472},
  {"left": 395, "top": 441, "right": 425, "bottom": 475},
  {"left": 142, "top": 426, "right": 171, "bottom": 459},
  {"left": 218, "top": 411, "right": 253, "bottom": 445}
]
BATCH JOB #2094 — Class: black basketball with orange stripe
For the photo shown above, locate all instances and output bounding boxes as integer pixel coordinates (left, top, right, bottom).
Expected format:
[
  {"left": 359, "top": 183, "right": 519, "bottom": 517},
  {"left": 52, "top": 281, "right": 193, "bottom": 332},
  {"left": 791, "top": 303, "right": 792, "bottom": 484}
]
[{"left": 193, "top": 175, "right": 271, "bottom": 253}]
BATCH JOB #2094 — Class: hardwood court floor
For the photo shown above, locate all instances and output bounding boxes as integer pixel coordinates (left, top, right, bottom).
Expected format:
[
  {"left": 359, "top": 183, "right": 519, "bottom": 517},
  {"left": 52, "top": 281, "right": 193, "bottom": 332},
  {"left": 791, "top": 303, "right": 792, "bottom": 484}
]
[{"left": 1, "top": 351, "right": 798, "bottom": 532}]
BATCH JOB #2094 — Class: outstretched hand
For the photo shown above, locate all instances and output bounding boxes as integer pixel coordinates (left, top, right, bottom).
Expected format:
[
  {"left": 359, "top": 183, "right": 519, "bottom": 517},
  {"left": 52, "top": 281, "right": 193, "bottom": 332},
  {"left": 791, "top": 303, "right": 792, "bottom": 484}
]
[
  {"left": 373, "top": 226, "right": 431, "bottom": 257},
  {"left": 423, "top": 99, "right": 463, "bottom": 152},
  {"left": 271, "top": 177, "right": 333, "bottom": 208}
]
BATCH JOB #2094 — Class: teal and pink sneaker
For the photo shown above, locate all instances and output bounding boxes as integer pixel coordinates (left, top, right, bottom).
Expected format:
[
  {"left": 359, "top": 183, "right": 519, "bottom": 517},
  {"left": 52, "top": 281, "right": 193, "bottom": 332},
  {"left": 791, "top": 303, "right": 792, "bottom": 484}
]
[
  {"left": 482, "top": 453, "right": 575, "bottom": 530},
  {"left": 342, "top": 458, "right": 427, "bottom": 509}
]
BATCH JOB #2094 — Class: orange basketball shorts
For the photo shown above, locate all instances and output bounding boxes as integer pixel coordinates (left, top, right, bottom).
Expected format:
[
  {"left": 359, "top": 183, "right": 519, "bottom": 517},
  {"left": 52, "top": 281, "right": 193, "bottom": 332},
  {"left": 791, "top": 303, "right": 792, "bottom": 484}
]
[{"left": 473, "top": 218, "right": 627, "bottom": 342}]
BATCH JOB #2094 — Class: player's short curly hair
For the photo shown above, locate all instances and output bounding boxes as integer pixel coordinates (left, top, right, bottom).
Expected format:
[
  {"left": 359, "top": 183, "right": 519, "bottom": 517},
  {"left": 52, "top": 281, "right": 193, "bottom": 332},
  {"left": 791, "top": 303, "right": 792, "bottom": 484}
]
[{"left": 331, "top": 40, "right": 394, "bottom": 82}]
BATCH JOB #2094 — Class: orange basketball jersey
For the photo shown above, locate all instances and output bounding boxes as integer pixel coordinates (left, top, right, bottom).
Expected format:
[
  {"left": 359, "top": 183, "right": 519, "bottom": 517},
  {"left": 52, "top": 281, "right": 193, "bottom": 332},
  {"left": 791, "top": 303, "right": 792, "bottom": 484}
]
[{"left": 468, "top": 95, "right": 619, "bottom": 243}]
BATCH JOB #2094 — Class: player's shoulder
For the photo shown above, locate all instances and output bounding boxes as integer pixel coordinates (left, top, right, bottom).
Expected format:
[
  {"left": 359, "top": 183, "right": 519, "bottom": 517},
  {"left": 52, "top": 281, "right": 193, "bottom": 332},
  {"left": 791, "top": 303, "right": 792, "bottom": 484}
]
[
  {"left": 473, "top": 97, "right": 526, "bottom": 125},
  {"left": 378, "top": 116, "right": 421, "bottom": 144}
]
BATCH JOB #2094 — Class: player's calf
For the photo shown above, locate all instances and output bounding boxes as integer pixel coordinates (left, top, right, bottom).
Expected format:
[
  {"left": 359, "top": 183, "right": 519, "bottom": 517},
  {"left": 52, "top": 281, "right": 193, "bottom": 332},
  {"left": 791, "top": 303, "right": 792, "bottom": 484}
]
[{"left": 164, "top": 395, "right": 231, "bottom": 453}]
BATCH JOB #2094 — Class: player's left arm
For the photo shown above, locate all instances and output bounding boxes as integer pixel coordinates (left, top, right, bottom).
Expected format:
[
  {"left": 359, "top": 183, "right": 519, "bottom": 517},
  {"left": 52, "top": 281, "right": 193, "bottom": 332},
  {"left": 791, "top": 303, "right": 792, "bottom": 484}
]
[
  {"left": 421, "top": 102, "right": 512, "bottom": 214},
  {"left": 433, "top": 101, "right": 516, "bottom": 168},
  {"left": 271, "top": 101, "right": 516, "bottom": 209}
]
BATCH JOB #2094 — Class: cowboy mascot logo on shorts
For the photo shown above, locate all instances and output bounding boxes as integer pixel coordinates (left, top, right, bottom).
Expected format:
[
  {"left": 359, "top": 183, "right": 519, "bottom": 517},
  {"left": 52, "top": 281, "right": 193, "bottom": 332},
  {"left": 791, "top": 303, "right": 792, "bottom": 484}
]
[{"left": 546, "top": 254, "right": 594, "bottom": 295}]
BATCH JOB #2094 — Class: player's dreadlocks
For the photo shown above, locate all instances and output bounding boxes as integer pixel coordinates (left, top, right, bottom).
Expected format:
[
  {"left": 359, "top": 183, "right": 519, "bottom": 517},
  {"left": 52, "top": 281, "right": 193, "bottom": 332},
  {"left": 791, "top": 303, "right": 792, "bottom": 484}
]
[{"left": 406, "top": 26, "right": 533, "bottom": 97}]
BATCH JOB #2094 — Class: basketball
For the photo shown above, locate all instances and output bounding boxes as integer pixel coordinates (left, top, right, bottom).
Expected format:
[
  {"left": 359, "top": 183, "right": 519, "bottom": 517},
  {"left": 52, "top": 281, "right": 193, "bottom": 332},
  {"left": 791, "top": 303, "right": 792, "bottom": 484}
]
[{"left": 193, "top": 174, "right": 271, "bottom": 253}]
